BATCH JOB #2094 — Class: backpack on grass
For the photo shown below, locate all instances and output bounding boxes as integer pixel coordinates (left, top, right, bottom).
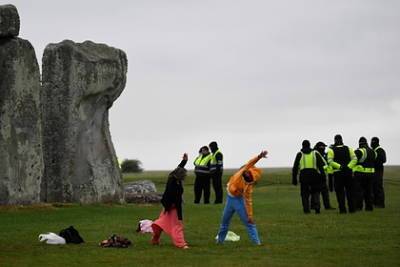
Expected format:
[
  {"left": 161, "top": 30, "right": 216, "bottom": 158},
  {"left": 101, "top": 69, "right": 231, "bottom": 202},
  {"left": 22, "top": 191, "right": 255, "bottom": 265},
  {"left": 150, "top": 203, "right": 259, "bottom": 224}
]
[{"left": 59, "top": 226, "right": 84, "bottom": 244}]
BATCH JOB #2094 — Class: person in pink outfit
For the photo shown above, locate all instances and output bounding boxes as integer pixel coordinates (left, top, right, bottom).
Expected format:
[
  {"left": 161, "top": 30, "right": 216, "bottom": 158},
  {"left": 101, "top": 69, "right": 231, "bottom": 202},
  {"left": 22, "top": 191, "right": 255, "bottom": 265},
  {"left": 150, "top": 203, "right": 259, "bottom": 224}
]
[{"left": 151, "top": 153, "right": 189, "bottom": 249}]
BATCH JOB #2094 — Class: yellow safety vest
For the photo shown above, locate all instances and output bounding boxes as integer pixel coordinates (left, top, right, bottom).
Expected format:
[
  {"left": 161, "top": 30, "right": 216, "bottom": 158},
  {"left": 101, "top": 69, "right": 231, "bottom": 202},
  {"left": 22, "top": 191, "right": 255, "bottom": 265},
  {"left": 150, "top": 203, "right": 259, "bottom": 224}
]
[
  {"left": 210, "top": 150, "right": 223, "bottom": 171},
  {"left": 194, "top": 154, "right": 212, "bottom": 174},
  {"left": 352, "top": 148, "right": 375, "bottom": 174},
  {"left": 299, "top": 151, "right": 317, "bottom": 170}
]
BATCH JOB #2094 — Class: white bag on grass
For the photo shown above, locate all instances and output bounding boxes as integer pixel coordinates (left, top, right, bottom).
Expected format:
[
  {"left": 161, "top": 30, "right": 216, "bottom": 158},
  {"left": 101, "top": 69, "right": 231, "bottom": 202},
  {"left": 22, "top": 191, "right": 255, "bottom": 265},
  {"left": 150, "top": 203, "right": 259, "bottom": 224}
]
[
  {"left": 215, "top": 231, "right": 240, "bottom": 242},
  {"left": 137, "top": 219, "right": 154, "bottom": 234},
  {"left": 38, "top": 232, "right": 66, "bottom": 245}
]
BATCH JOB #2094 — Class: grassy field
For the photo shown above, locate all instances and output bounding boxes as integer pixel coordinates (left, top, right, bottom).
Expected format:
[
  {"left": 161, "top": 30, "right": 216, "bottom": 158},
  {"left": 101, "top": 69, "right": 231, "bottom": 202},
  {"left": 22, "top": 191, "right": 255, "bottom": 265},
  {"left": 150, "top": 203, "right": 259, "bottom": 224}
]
[{"left": 1, "top": 166, "right": 399, "bottom": 267}]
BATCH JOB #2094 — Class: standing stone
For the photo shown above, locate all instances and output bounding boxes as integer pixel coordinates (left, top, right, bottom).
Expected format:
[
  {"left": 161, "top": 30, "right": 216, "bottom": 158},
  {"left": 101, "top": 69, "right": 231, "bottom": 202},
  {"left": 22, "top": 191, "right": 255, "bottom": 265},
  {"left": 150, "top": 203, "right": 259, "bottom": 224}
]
[
  {"left": 0, "top": 5, "right": 43, "bottom": 205},
  {"left": 0, "top": 4, "right": 20, "bottom": 37},
  {"left": 41, "top": 40, "right": 127, "bottom": 203}
]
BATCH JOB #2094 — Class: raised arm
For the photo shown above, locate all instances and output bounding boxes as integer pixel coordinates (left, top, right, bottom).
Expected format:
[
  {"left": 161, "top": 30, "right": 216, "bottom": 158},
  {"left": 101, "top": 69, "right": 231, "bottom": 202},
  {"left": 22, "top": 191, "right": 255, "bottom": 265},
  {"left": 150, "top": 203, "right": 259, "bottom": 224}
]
[
  {"left": 178, "top": 153, "right": 188, "bottom": 168},
  {"left": 242, "top": 151, "right": 268, "bottom": 172}
]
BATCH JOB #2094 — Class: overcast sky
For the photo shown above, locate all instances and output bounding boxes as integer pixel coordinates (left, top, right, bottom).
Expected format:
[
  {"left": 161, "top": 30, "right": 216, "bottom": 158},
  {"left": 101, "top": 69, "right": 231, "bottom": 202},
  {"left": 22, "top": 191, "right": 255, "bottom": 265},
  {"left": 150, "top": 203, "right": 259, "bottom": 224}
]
[{"left": 7, "top": 0, "right": 400, "bottom": 169}]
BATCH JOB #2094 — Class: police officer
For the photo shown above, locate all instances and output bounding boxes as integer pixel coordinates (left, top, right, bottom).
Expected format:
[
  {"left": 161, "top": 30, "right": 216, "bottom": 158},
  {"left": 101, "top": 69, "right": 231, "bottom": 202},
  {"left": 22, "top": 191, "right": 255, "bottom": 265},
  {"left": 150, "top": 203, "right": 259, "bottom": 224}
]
[
  {"left": 194, "top": 146, "right": 212, "bottom": 204},
  {"left": 349, "top": 137, "right": 376, "bottom": 211},
  {"left": 292, "top": 140, "right": 326, "bottom": 214},
  {"left": 209, "top": 141, "right": 223, "bottom": 204},
  {"left": 313, "top": 142, "right": 335, "bottom": 210},
  {"left": 370, "top": 137, "right": 387, "bottom": 208},
  {"left": 327, "top": 134, "right": 357, "bottom": 214}
]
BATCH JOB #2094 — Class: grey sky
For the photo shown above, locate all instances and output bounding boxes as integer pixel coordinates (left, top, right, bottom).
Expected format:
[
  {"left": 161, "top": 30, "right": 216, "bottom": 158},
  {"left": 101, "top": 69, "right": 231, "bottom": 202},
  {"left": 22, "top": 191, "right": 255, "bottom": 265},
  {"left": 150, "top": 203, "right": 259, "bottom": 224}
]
[{"left": 6, "top": 0, "right": 400, "bottom": 169}]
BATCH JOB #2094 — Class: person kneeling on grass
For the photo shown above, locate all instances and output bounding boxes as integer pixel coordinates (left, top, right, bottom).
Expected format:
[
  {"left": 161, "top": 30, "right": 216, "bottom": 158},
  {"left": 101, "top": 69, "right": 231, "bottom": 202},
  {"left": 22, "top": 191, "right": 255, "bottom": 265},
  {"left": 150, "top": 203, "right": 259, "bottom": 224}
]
[
  {"left": 216, "top": 150, "right": 268, "bottom": 245},
  {"left": 151, "top": 153, "right": 189, "bottom": 249}
]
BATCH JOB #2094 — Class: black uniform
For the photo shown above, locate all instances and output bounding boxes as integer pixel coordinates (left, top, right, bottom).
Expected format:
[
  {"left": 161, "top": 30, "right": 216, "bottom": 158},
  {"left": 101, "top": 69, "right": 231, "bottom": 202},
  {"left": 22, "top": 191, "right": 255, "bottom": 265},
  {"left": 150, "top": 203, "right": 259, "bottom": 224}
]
[
  {"left": 353, "top": 146, "right": 375, "bottom": 211},
  {"left": 292, "top": 147, "right": 326, "bottom": 214},
  {"left": 210, "top": 151, "right": 223, "bottom": 204},
  {"left": 194, "top": 154, "right": 211, "bottom": 204},
  {"left": 330, "top": 145, "right": 355, "bottom": 213},
  {"left": 318, "top": 151, "right": 334, "bottom": 209},
  {"left": 372, "top": 146, "right": 386, "bottom": 207}
]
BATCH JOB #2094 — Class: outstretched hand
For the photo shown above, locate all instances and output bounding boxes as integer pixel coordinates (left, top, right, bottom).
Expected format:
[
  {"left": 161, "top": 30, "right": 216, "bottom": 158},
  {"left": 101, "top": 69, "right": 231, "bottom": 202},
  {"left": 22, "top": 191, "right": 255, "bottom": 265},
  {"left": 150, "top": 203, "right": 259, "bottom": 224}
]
[
  {"left": 182, "top": 153, "right": 188, "bottom": 161},
  {"left": 259, "top": 150, "right": 268, "bottom": 158}
]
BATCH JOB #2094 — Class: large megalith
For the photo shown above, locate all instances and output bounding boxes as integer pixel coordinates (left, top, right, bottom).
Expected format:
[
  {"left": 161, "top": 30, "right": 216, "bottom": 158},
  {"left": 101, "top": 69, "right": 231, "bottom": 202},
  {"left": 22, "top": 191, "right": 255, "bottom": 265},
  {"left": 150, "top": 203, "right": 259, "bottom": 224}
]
[
  {"left": 41, "top": 40, "right": 127, "bottom": 203},
  {"left": 0, "top": 4, "right": 43, "bottom": 204},
  {"left": 0, "top": 4, "right": 19, "bottom": 37}
]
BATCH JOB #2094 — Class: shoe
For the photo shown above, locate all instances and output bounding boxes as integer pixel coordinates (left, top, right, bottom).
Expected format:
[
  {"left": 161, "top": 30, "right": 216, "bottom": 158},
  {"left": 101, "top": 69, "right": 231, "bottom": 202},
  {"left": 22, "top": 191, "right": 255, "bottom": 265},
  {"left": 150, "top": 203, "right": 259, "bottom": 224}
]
[
  {"left": 315, "top": 209, "right": 320, "bottom": 214},
  {"left": 182, "top": 245, "right": 190, "bottom": 249},
  {"left": 304, "top": 210, "right": 311, "bottom": 214},
  {"left": 339, "top": 210, "right": 347, "bottom": 214}
]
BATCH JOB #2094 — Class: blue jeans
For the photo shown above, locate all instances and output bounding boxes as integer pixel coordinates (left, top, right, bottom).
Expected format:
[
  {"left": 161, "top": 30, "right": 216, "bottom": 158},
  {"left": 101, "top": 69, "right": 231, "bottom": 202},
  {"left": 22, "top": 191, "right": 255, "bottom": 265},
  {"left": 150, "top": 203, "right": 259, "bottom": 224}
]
[{"left": 217, "top": 194, "right": 261, "bottom": 244}]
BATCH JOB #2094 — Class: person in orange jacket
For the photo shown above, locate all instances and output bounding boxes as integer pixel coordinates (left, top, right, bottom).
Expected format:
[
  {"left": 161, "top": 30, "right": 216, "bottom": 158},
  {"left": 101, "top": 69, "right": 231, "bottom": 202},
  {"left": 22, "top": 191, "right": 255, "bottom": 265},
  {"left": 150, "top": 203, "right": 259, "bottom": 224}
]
[{"left": 216, "top": 150, "right": 268, "bottom": 245}]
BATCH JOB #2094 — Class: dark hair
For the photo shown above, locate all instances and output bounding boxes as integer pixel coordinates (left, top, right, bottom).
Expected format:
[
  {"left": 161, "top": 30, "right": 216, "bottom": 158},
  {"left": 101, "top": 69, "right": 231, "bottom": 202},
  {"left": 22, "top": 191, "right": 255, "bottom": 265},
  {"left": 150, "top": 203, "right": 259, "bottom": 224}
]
[
  {"left": 168, "top": 167, "right": 187, "bottom": 182},
  {"left": 371, "top": 137, "right": 379, "bottom": 143},
  {"left": 359, "top": 136, "right": 367, "bottom": 144},
  {"left": 334, "top": 134, "right": 343, "bottom": 145},
  {"left": 209, "top": 141, "right": 218, "bottom": 149},
  {"left": 302, "top": 140, "right": 311, "bottom": 148}
]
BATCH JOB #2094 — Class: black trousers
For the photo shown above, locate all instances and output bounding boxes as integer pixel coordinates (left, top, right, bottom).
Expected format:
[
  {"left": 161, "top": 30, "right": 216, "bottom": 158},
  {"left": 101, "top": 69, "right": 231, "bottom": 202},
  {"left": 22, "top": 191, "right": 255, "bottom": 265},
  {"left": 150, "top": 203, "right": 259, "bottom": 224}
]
[
  {"left": 211, "top": 172, "right": 223, "bottom": 204},
  {"left": 194, "top": 173, "right": 210, "bottom": 204},
  {"left": 333, "top": 170, "right": 355, "bottom": 213},
  {"left": 373, "top": 169, "right": 385, "bottom": 207},
  {"left": 320, "top": 175, "right": 332, "bottom": 209},
  {"left": 354, "top": 172, "right": 374, "bottom": 211},
  {"left": 300, "top": 173, "right": 321, "bottom": 212}
]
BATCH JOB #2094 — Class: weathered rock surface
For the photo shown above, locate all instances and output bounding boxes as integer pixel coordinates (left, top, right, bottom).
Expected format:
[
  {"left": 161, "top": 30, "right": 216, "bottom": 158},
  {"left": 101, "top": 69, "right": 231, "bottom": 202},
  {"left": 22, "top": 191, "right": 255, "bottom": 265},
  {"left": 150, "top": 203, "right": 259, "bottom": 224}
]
[
  {"left": 41, "top": 40, "right": 127, "bottom": 203},
  {"left": 124, "top": 180, "right": 161, "bottom": 204},
  {"left": 0, "top": 4, "right": 20, "bottom": 37},
  {"left": 125, "top": 180, "right": 157, "bottom": 194},
  {"left": 124, "top": 192, "right": 162, "bottom": 204},
  {"left": 0, "top": 37, "right": 43, "bottom": 204}
]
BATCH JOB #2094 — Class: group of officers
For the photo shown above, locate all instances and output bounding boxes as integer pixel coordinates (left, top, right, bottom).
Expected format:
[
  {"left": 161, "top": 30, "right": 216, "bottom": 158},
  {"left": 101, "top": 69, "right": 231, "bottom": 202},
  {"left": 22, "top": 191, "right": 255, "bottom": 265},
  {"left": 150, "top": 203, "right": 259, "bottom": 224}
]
[
  {"left": 292, "top": 134, "right": 387, "bottom": 214},
  {"left": 193, "top": 141, "right": 224, "bottom": 204}
]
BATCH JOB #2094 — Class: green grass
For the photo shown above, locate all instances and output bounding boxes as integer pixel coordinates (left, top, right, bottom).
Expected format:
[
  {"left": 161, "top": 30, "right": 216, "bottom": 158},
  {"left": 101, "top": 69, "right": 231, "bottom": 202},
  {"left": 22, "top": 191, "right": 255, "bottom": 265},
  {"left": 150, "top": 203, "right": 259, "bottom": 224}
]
[{"left": 1, "top": 166, "right": 400, "bottom": 267}]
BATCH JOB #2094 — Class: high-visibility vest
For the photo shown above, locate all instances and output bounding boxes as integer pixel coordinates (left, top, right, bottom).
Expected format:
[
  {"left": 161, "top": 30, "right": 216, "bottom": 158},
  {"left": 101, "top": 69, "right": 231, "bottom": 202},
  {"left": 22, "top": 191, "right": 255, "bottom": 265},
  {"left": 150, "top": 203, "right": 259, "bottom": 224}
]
[
  {"left": 315, "top": 151, "right": 333, "bottom": 174},
  {"left": 210, "top": 150, "right": 223, "bottom": 171},
  {"left": 194, "top": 154, "right": 212, "bottom": 174},
  {"left": 352, "top": 148, "right": 375, "bottom": 173},
  {"left": 328, "top": 146, "right": 356, "bottom": 172},
  {"left": 299, "top": 151, "right": 317, "bottom": 170}
]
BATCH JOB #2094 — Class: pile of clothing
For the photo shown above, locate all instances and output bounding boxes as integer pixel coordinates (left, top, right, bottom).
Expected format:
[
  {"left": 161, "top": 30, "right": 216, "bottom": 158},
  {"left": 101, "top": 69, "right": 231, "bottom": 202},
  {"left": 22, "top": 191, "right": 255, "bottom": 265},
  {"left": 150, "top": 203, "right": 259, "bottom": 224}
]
[
  {"left": 39, "top": 226, "right": 84, "bottom": 245},
  {"left": 99, "top": 234, "right": 132, "bottom": 248}
]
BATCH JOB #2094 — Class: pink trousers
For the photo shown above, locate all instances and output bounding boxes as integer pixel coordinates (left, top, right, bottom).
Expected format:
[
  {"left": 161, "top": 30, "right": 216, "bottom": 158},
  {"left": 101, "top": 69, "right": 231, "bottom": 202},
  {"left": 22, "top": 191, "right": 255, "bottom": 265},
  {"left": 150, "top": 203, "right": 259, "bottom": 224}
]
[{"left": 151, "top": 208, "right": 187, "bottom": 248}]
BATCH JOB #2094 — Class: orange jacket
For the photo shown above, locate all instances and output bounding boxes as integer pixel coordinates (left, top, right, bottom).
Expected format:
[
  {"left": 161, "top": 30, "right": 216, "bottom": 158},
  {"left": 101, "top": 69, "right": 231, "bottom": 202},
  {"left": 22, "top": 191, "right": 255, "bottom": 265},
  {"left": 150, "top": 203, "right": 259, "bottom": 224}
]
[{"left": 227, "top": 155, "right": 263, "bottom": 220}]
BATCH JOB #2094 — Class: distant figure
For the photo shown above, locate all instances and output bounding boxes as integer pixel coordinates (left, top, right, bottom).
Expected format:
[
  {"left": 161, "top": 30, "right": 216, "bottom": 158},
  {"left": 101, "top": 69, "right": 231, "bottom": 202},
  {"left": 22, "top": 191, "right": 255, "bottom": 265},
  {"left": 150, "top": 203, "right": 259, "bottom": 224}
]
[
  {"left": 370, "top": 137, "right": 387, "bottom": 208},
  {"left": 209, "top": 141, "right": 224, "bottom": 204},
  {"left": 216, "top": 150, "right": 268, "bottom": 245},
  {"left": 349, "top": 137, "right": 376, "bottom": 211},
  {"left": 193, "top": 146, "right": 212, "bottom": 204},
  {"left": 327, "top": 134, "right": 357, "bottom": 214},
  {"left": 313, "top": 142, "right": 335, "bottom": 210},
  {"left": 292, "top": 140, "right": 325, "bottom": 214},
  {"left": 151, "top": 154, "right": 189, "bottom": 249}
]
